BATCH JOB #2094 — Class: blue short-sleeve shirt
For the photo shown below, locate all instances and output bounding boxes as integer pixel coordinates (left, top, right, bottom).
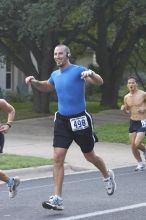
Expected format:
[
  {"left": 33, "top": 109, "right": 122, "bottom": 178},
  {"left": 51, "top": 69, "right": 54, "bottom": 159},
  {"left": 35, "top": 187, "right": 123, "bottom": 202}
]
[{"left": 48, "top": 64, "right": 88, "bottom": 116}]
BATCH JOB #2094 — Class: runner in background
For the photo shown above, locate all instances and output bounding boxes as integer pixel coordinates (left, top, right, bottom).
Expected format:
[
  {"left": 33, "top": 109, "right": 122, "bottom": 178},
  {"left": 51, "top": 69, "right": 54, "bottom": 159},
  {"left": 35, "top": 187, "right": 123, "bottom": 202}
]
[{"left": 121, "top": 76, "right": 146, "bottom": 171}]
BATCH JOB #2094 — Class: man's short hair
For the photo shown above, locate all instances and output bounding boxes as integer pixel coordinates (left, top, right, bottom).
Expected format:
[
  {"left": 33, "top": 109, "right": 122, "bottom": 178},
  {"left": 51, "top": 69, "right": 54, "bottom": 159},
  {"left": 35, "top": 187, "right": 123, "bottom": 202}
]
[
  {"left": 55, "top": 44, "right": 71, "bottom": 57},
  {"left": 127, "top": 75, "right": 137, "bottom": 82}
]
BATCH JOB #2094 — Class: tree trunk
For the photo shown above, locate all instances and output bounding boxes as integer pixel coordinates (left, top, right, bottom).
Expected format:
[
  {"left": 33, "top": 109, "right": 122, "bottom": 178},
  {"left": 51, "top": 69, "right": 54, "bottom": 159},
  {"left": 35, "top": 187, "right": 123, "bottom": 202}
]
[
  {"left": 32, "top": 89, "right": 51, "bottom": 113},
  {"left": 100, "top": 69, "right": 123, "bottom": 108},
  {"left": 101, "top": 80, "right": 119, "bottom": 108},
  {"left": 31, "top": 34, "right": 58, "bottom": 113}
]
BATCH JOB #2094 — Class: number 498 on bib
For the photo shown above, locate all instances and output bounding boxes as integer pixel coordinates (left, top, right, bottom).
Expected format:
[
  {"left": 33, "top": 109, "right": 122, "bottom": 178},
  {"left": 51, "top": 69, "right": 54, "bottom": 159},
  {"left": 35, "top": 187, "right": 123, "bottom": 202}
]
[{"left": 70, "top": 115, "right": 89, "bottom": 131}]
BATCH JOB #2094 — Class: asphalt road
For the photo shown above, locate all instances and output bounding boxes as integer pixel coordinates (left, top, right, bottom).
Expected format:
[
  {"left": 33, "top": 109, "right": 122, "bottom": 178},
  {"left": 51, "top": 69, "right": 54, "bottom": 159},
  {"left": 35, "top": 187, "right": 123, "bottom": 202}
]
[{"left": 0, "top": 166, "right": 146, "bottom": 220}]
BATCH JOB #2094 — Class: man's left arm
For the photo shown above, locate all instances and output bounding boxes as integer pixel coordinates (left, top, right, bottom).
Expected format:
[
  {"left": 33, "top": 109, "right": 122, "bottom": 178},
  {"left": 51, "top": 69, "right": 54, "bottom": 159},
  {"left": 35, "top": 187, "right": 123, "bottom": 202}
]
[
  {"left": 138, "top": 92, "right": 146, "bottom": 113},
  {"left": 144, "top": 92, "right": 146, "bottom": 101},
  {"left": 0, "top": 99, "right": 15, "bottom": 133},
  {"left": 81, "top": 70, "right": 103, "bottom": 85}
]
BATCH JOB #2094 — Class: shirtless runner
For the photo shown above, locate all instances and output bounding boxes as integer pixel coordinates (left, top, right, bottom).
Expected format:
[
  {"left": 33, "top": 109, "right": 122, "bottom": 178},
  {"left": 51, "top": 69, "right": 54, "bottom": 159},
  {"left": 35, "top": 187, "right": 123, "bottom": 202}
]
[{"left": 121, "top": 76, "right": 146, "bottom": 171}]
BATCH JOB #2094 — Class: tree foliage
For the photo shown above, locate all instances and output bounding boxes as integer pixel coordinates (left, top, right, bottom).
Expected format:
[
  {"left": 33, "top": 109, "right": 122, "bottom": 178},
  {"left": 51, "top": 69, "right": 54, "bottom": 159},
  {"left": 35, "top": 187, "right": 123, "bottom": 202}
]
[
  {"left": 0, "top": 0, "right": 84, "bottom": 112},
  {"left": 70, "top": 0, "right": 146, "bottom": 107},
  {"left": 0, "top": 0, "right": 146, "bottom": 111}
]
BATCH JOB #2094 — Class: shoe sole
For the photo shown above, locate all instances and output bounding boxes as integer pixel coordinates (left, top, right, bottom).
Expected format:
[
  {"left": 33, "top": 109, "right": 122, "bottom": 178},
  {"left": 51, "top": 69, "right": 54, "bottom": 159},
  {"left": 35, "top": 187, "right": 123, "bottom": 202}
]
[{"left": 42, "top": 201, "right": 64, "bottom": 211}]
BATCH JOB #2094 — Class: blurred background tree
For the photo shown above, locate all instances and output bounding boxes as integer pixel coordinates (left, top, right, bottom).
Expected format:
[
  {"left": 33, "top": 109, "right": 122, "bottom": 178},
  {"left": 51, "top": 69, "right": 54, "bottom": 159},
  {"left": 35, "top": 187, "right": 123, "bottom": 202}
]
[
  {"left": 0, "top": 0, "right": 146, "bottom": 112},
  {"left": 0, "top": 0, "right": 84, "bottom": 112},
  {"left": 70, "top": 0, "right": 146, "bottom": 108}
]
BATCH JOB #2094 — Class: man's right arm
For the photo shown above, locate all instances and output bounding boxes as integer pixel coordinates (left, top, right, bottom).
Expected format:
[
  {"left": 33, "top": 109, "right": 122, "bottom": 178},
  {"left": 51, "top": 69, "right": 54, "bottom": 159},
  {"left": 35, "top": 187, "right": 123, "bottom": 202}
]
[
  {"left": 25, "top": 76, "right": 54, "bottom": 92},
  {"left": 81, "top": 70, "right": 103, "bottom": 85}
]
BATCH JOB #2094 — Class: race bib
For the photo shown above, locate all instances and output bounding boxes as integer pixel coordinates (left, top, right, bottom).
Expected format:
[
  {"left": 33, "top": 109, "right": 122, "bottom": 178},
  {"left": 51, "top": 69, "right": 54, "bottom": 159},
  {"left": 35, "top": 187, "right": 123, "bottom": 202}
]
[
  {"left": 70, "top": 115, "right": 89, "bottom": 131},
  {"left": 141, "top": 119, "right": 146, "bottom": 128}
]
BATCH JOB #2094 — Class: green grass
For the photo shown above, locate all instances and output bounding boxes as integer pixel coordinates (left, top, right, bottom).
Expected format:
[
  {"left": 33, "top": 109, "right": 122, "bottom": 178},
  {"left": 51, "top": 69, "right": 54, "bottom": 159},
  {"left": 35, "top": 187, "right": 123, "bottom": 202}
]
[
  {"left": 50, "top": 101, "right": 105, "bottom": 114},
  {"left": 0, "top": 101, "right": 49, "bottom": 122},
  {"left": 96, "top": 122, "right": 130, "bottom": 144},
  {"left": 0, "top": 101, "right": 132, "bottom": 170},
  {"left": 0, "top": 154, "right": 53, "bottom": 170},
  {"left": 0, "top": 101, "right": 107, "bottom": 122},
  {"left": 96, "top": 122, "right": 146, "bottom": 144},
  {"left": 0, "top": 100, "right": 105, "bottom": 170},
  {"left": 86, "top": 101, "right": 108, "bottom": 113}
]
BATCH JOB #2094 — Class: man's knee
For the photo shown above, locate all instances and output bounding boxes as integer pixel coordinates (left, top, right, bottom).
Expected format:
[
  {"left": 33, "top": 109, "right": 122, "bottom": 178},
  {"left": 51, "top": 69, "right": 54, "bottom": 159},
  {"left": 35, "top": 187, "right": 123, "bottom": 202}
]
[
  {"left": 134, "top": 141, "right": 141, "bottom": 148},
  {"left": 84, "top": 150, "right": 95, "bottom": 162}
]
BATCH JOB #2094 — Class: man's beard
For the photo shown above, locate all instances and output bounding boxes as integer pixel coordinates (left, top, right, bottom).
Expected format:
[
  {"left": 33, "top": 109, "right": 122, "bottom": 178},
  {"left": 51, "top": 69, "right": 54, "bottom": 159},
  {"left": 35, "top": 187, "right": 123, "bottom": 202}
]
[
  {"left": 57, "top": 63, "right": 63, "bottom": 67},
  {"left": 56, "top": 61, "right": 65, "bottom": 67}
]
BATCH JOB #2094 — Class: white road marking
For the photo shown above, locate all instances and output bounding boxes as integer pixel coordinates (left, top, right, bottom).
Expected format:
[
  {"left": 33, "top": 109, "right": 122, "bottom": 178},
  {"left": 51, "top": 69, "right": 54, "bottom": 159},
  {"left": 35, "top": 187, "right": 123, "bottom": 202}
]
[{"left": 58, "top": 203, "right": 146, "bottom": 220}]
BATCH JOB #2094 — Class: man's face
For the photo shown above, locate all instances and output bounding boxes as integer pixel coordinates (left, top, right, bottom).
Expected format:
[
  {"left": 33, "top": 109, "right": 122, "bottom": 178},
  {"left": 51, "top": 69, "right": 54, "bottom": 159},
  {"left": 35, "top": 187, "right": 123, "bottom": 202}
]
[
  {"left": 54, "top": 46, "right": 68, "bottom": 67},
  {"left": 127, "top": 78, "right": 137, "bottom": 92}
]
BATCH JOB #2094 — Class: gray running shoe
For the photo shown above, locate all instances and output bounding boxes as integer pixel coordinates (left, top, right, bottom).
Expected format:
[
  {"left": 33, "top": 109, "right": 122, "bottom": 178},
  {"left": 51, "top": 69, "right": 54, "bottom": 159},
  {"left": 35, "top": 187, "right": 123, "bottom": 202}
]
[
  {"left": 42, "top": 195, "right": 64, "bottom": 211},
  {"left": 104, "top": 169, "right": 116, "bottom": 196},
  {"left": 8, "top": 176, "right": 20, "bottom": 198},
  {"left": 134, "top": 164, "right": 145, "bottom": 171}
]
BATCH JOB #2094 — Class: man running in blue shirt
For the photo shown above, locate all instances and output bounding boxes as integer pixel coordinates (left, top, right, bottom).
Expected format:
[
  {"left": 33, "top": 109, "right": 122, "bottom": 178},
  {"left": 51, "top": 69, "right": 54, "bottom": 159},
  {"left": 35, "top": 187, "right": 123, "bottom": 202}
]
[{"left": 25, "top": 44, "right": 116, "bottom": 211}]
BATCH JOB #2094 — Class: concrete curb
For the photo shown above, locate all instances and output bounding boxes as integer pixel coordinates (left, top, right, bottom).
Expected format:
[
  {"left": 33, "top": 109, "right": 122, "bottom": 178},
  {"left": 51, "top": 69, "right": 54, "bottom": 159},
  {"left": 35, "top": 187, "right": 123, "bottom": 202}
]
[{"left": 2, "top": 164, "right": 93, "bottom": 182}]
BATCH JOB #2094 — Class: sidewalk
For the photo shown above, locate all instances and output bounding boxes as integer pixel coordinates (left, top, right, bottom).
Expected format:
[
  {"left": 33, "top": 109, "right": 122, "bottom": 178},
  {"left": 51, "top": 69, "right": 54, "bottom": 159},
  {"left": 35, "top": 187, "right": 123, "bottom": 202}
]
[{"left": 3, "top": 109, "right": 136, "bottom": 180}]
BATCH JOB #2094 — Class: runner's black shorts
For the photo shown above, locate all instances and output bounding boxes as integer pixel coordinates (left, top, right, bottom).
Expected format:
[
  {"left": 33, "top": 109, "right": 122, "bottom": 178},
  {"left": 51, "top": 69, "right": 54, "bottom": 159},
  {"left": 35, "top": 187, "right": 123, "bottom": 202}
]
[
  {"left": 0, "top": 132, "right": 4, "bottom": 153},
  {"left": 129, "top": 119, "right": 146, "bottom": 133},
  {"left": 53, "top": 111, "right": 98, "bottom": 153}
]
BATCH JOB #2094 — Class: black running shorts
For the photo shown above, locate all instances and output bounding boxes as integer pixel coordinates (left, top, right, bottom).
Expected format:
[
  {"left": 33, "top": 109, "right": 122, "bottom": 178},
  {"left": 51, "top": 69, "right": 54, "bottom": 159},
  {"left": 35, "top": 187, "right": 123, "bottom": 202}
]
[
  {"left": 53, "top": 111, "right": 98, "bottom": 153},
  {"left": 0, "top": 132, "right": 4, "bottom": 153},
  {"left": 129, "top": 119, "right": 146, "bottom": 134}
]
